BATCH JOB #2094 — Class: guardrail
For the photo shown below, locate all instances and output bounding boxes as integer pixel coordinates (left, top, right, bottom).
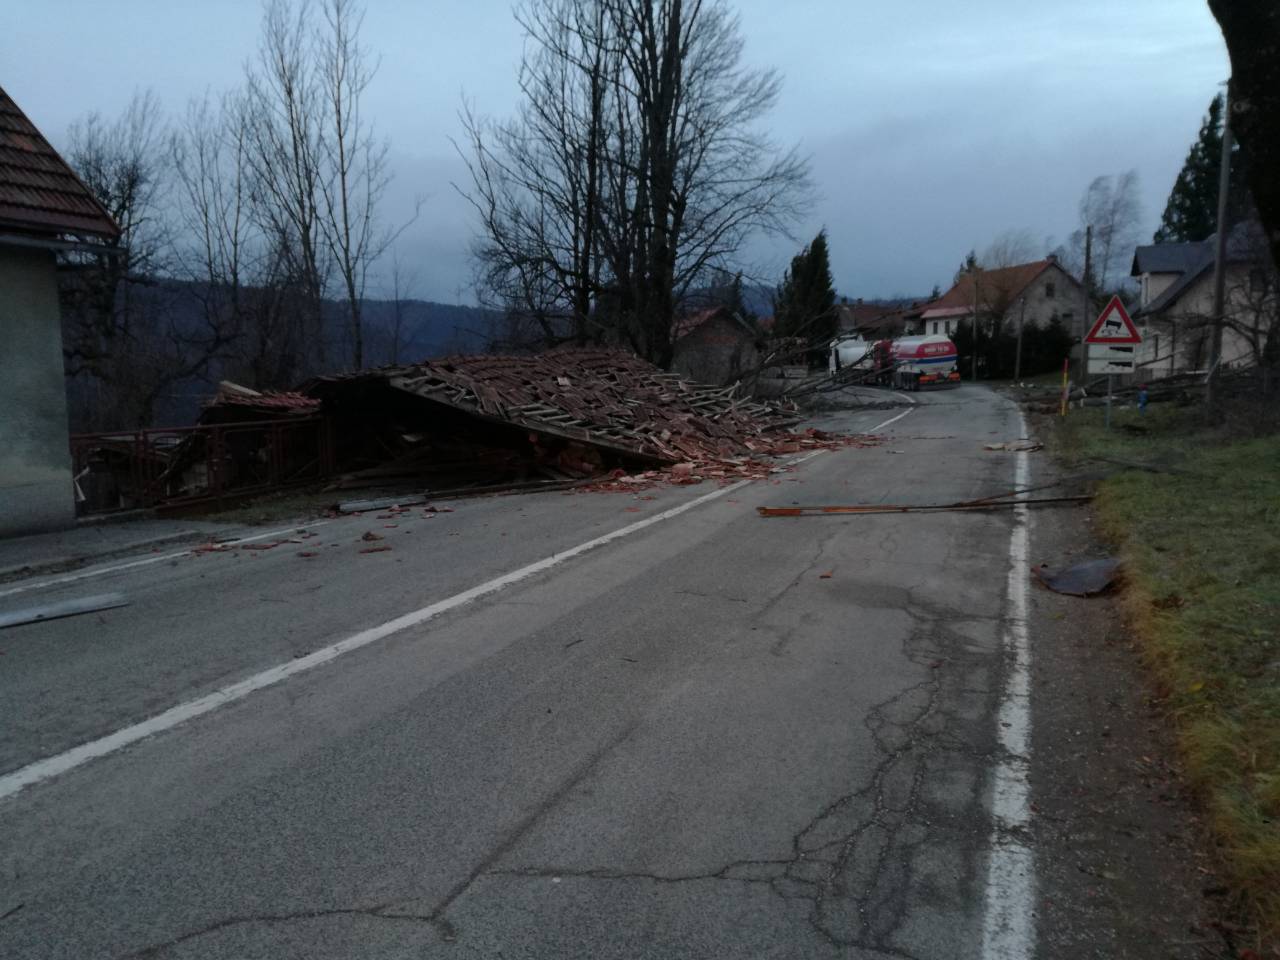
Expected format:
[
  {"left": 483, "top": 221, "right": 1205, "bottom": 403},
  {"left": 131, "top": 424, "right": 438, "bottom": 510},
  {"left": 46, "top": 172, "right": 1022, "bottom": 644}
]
[{"left": 70, "top": 416, "right": 334, "bottom": 515}]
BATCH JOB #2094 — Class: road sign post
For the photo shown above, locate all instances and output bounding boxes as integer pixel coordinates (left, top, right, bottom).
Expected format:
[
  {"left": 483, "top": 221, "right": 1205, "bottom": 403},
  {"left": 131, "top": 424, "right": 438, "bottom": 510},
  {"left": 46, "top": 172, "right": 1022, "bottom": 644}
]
[{"left": 1083, "top": 296, "right": 1142, "bottom": 432}]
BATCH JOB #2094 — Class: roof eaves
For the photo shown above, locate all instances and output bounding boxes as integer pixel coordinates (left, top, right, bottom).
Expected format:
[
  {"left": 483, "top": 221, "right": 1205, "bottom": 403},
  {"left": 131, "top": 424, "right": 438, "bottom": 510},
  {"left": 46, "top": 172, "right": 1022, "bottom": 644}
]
[{"left": 0, "top": 86, "right": 121, "bottom": 242}]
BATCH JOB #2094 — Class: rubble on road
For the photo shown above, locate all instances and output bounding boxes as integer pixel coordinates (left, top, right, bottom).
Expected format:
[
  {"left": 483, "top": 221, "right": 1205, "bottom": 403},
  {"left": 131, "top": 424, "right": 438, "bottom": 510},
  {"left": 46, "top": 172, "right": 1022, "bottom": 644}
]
[
  {"left": 305, "top": 348, "right": 802, "bottom": 461},
  {"left": 78, "top": 349, "right": 878, "bottom": 514},
  {"left": 301, "top": 349, "right": 860, "bottom": 497}
]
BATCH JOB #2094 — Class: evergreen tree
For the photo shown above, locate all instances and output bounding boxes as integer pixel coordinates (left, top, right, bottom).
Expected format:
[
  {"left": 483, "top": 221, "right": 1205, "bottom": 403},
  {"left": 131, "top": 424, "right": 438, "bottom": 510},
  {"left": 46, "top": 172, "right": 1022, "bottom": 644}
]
[
  {"left": 774, "top": 230, "right": 836, "bottom": 342},
  {"left": 1154, "top": 94, "right": 1245, "bottom": 243}
]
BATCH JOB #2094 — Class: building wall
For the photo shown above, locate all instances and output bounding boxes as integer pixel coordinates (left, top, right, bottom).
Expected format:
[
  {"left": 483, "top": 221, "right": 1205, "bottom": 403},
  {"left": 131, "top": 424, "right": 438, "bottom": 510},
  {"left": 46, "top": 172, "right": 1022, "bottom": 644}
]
[
  {"left": 0, "top": 245, "right": 75, "bottom": 536},
  {"left": 1140, "top": 272, "right": 1180, "bottom": 308},
  {"left": 1007, "top": 264, "right": 1082, "bottom": 334},
  {"left": 923, "top": 316, "right": 962, "bottom": 337},
  {"left": 1136, "top": 265, "right": 1266, "bottom": 377},
  {"left": 672, "top": 316, "right": 760, "bottom": 386}
]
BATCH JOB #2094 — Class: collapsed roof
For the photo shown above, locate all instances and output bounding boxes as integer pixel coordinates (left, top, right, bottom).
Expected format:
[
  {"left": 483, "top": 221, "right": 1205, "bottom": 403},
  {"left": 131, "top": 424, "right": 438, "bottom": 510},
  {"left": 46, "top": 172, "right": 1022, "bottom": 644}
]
[{"left": 303, "top": 349, "right": 802, "bottom": 464}]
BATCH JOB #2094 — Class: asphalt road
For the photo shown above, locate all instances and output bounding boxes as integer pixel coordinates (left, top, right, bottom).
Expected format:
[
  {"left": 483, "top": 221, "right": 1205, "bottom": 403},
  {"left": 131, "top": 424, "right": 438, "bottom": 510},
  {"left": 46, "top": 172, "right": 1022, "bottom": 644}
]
[{"left": 0, "top": 384, "right": 1036, "bottom": 959}]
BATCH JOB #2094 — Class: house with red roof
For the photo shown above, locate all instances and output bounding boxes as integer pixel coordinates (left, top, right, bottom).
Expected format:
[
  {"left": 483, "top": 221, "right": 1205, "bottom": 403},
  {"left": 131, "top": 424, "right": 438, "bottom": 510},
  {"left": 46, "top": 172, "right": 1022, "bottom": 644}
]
[
  {"left": 918, "top": 256, "right": 1087, "bottom": 342},
  {"left": 1, "top": 85, "right": 119, "bottom": 535}
]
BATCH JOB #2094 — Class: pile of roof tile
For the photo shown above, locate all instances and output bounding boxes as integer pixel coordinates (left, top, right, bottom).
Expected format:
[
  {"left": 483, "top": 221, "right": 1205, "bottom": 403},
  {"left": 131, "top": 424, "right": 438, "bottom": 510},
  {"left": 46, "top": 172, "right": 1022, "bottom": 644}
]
[
  {"left": 200, "top": 381, "right": 321, "bottom": 423},
  {"left": 308, "top": 349, "right": 805, "bottom": 466}
]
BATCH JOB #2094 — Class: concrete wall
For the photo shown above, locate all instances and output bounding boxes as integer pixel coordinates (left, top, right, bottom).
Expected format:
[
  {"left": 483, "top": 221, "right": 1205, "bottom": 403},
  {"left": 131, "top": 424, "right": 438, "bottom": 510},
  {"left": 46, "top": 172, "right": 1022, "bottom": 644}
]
[{"left": 0, "top": 245, "right": 74, "bottom": 536}]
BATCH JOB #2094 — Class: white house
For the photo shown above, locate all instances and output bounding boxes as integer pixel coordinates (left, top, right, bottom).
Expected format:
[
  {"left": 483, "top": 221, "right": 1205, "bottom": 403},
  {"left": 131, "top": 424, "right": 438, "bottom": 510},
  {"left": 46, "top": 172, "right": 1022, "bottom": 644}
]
[
  {"left": 1130, "top": 223, "right": 1276, "bottom": 377},
  {"left": 918, "top": 257, "right": 1087, "bottom": 339},
  {"left": 0, "top": 86, "right": 120, "bottom": 536}
]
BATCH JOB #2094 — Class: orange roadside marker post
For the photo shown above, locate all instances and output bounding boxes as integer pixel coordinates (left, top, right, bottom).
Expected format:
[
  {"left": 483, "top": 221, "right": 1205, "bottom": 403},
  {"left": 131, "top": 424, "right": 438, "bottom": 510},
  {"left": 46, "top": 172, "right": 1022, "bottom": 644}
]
[{"left": 1059, "top": 357, "right": 1069, "bottom": 417}]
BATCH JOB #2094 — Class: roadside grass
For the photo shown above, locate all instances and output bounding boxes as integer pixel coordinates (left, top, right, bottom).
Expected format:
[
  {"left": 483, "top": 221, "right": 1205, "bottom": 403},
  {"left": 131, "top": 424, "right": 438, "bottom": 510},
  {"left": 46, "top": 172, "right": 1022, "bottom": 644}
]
[{"left": 1049, "top": 402, "right": 1280, "bottom": 942}]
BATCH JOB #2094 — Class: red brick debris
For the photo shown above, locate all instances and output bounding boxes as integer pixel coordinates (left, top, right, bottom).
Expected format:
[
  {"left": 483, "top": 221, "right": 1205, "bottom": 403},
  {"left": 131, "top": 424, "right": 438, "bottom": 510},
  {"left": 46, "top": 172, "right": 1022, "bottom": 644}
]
[
  {"left": 575, "top": 429, "right": 882, "bottom": 492},
  {"left": 176, "top": 349, "right": 879, "bottom": 506},
  {"left": 306, "top": 349, "right": 805, "bottom": 465}
]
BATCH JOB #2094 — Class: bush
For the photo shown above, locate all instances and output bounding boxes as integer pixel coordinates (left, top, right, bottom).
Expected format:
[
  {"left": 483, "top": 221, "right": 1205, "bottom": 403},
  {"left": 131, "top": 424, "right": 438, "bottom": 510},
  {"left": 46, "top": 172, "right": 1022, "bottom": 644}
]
[{"left": 952, "top": 315, "right": 1074, "bottom": 380}]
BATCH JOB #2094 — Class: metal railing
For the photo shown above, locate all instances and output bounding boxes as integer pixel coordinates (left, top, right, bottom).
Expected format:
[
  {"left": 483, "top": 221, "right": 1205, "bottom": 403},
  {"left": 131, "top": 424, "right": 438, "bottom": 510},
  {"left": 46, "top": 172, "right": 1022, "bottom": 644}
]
[{"left": 70, "top": 416, "right": 334, "bottom": 515}]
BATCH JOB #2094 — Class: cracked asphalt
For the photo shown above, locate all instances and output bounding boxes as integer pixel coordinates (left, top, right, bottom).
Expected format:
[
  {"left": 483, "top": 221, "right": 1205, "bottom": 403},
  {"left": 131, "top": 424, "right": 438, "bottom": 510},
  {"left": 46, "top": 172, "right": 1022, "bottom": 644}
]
[{"left": 1, "top": 385, "right": 1036, "bottom": 959}]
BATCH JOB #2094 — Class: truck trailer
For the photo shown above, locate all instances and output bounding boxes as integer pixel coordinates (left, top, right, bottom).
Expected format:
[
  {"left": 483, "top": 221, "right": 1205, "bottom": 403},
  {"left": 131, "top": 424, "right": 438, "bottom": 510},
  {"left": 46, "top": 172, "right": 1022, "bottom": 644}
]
[{"left": 872, "top": 335, "right": 961, "bottom": 390}]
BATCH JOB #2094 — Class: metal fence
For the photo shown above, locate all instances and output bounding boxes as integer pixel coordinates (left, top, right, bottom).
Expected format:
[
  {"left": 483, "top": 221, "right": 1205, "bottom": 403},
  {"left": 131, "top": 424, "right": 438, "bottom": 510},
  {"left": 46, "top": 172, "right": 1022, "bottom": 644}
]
[{"left": 70, "top": 416, "right": 334, "bottom": 515}]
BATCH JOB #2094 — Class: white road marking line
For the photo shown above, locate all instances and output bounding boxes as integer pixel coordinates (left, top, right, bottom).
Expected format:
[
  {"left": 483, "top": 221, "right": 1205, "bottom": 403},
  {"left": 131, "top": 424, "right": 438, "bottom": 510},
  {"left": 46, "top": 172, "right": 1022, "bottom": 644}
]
[
  {"left": 892, "top": 392, "right": 917, "bottom": 405},
  {"left": 787, "top": 450, "right": 827, "bottom": 467},
  {"left": 867, "top": 407, "right": 914, "bottom": 433},
  {"left": 0, "top": 522, "right": 332, "bottom": 600},
  {"left": 980, "top": 408, "right": 1036, "bottom": 959},
  {"left": 0, "top": 470, "right": 789, "bottom": 801}
]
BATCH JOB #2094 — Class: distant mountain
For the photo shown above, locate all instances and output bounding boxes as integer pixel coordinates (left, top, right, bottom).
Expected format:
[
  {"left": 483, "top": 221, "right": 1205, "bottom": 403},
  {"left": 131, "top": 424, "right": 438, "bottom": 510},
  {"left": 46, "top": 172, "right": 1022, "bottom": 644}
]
[
  {"left": 355, "top": 298, "right": 495, "bottom": 365},
  {"left": 63, "top": 278, "right": 499, "bottom": 428}
]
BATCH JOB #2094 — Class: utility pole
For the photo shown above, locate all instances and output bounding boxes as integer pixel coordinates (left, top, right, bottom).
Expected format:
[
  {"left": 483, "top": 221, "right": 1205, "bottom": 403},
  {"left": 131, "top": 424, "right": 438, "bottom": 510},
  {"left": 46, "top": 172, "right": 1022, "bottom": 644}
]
[
  {"left": 1078, "top": 225, "right": 1092, "bottom": 385},
  {"left": 1207, "top": 91, "right": 1233, "bottom": 411},
  {"left": 970, "top": 267, "right": 980, "bottom": 381},
  {"left": 1014, "top": 297, "right": 1026, "bottom": 382}
]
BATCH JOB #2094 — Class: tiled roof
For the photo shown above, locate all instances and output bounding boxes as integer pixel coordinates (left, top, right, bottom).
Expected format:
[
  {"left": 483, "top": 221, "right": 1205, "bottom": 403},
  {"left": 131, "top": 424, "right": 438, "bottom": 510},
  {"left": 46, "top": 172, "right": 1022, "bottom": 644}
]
[
  {"left": 0, "top": 85, "right": 120, "bottom": 240},
  {"left": 1130, "top": 242, "right": 1207, "bottom": 277},
  {"left": 306, "top": 349, "right": 802, "bottom": 464},
  {"left": 1136, "top": 222, "right": 1268, "bottom": 317},
  {"left": 926, "top": 259, "right": 1067, "bottom": 314},
  {"left": 672, "top": 306, "right": 756, "bottom": 341}
]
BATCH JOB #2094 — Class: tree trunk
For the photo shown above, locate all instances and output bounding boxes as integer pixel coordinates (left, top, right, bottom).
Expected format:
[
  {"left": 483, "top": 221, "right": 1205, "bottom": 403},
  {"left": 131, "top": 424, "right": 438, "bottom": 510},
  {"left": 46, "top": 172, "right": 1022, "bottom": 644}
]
[{"left": 1208, "top": 0, "right": 1280, "bottom": 274}]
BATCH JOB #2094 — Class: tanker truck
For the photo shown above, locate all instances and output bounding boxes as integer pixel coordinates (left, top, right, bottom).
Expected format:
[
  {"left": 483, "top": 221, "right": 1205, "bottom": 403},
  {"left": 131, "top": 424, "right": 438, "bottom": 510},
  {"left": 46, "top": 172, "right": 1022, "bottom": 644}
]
[
  {"left": 871, "top": 335, "right": 962, "bottom": 390},
  {"left": 827, "top": 333, "right": 872, "bottom": 374}
]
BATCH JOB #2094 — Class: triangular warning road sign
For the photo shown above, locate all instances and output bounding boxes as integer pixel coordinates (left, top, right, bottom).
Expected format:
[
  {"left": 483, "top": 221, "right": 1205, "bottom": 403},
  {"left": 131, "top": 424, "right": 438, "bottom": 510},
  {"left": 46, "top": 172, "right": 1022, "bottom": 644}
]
[{"left": 1084, "top": 295, "right": 1141, "bottom": 344}]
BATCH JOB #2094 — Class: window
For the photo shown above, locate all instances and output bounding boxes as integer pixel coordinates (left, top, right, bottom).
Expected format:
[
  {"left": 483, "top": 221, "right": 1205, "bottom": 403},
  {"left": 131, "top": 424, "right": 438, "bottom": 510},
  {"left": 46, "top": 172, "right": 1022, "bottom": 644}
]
[
  {"left": 1045, "top": 282, "right": 1055, "bottom": 299},
  {"left": 932, "top": 321, "right": 939, "bottom": 334}
]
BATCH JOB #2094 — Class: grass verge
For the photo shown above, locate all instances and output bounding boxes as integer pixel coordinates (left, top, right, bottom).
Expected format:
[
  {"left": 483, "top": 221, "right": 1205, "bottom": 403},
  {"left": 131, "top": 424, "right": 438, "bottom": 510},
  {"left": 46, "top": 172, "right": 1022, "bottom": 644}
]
[{"left": 1049, "top": 401, "right": 1280, "bottom": 945}]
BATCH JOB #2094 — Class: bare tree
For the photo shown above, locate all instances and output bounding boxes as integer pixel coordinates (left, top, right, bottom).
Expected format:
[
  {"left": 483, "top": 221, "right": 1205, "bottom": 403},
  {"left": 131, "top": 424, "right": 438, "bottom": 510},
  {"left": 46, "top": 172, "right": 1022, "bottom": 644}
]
[
  {"left": 171, "top": 90, "right": 314, "bottom": 390},
  {"left": 61, "top": 91, "right": 237, "bottom": 427},
  {"left": 458, "top": 0, "right": 614, "bottom": 347},
  {"left": 980, "top": 228, "right": 1039, "bottom": 269},
  {"left": 386, "top": 254, "right": 420, "bottom": 364},
  {"left": 459, "top": 0, "right": 810, "bottom": 366},
  {"left": 315, "top": 0, "right": 401, "bottom": 368},
  {"left": 604, "top": 0, "right": 810, "bottom": 365},
  {"left": 1182, "top": 223, "right": 1280, "bottom": 387},
  {"left": 243, "top": 0, "right": 330, "bottom": 370},
  {"left": 171, "top": 93, "right": 250, "bottom": 345},
  {"left": 1069, "top": 171, "right": 1142, "bottom": 293}
]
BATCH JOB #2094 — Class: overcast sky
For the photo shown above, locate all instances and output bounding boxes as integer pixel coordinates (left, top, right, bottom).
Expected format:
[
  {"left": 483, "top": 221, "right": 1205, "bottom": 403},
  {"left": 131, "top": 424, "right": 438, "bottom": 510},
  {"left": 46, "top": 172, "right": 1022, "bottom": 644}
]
[{"left": 2, "top": 0, "right": 1229, "bottom": 303}]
